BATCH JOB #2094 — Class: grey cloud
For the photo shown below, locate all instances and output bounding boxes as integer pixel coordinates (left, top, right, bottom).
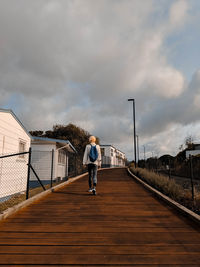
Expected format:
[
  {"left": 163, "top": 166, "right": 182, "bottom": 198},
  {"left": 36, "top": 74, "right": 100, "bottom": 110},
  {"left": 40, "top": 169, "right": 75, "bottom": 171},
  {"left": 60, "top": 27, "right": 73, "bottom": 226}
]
[{"left": 138, "top": 70, "right": 200, "bottom": 138}]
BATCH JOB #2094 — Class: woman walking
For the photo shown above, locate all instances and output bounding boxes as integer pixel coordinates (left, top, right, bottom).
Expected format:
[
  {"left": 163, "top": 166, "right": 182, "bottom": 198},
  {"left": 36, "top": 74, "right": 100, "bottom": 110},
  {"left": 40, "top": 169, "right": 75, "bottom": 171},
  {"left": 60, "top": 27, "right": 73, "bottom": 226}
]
[{"left": 83, "top": 136, "right": 101, "bottom": 195}]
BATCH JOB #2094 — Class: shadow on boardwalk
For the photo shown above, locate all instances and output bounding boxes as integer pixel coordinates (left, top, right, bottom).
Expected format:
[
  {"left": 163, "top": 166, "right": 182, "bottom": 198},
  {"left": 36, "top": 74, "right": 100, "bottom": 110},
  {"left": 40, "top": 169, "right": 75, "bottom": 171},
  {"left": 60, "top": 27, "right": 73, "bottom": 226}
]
[
  {"left": 53, "top": 190, "right": 91, "bottom": 196},
  {"left": 0, "top": 168, "right": 200, "bottom": 266}
]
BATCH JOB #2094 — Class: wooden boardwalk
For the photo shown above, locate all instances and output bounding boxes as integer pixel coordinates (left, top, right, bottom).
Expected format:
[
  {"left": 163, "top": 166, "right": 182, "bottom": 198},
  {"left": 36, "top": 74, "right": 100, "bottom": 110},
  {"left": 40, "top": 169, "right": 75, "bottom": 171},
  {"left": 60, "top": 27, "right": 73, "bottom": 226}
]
[{"left": 0, "top": 168, "right": 200, "bottom": 266}]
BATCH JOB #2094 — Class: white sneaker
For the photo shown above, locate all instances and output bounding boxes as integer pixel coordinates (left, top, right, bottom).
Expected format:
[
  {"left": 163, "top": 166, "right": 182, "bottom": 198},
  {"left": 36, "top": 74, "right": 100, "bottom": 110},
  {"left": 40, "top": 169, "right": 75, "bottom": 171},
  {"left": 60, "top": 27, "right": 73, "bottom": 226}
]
[{"left": 88, "top": 188, "right": 93, "bottom": 192}]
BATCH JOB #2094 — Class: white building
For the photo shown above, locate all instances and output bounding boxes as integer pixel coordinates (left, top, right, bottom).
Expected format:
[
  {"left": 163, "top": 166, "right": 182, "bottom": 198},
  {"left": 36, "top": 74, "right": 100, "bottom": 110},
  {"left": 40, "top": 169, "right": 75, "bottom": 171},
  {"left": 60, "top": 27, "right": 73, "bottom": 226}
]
[
  {"left": 31, "top": 137, "right": 76, "bottom": 187},
  {"left": 186, "top": 144, "right": 200, "bottom": 158},
  {"left": 0, "top": 109, "right": 31, "bottom": 200},
  {"left": 100, "top": 145, "right": 126, "bottom": 168}
]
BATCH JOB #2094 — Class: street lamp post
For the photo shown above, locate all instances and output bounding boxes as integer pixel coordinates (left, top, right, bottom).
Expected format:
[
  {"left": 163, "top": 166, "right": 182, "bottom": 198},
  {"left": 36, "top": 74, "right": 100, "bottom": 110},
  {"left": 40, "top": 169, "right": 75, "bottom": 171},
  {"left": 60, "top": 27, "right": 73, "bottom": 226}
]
[
  {"left": 143, "top": 145, "right": 146, "bottom": 160},
  {"left": 143, "top": 145, "right": 146, "bottom": 168},
  {"left": 128, "top": 98, "right": 137, "bottom": 167},
  {"left": 136, "top": 134, "right": 139, "bottom": 166}
]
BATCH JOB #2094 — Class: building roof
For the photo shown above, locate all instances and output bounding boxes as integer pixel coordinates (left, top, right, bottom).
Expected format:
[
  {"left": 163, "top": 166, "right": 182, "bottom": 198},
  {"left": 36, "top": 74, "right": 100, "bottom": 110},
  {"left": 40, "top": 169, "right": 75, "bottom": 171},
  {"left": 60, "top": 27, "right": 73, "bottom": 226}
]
[
  {"left": 0, "top": 108, "right": 32, "bottom": 138},
  {"left": 31, "top": 136, "right": 77, "bottom": 153},
  {"left": 193, "top": 144, "right": 200, "bottom": 148}
]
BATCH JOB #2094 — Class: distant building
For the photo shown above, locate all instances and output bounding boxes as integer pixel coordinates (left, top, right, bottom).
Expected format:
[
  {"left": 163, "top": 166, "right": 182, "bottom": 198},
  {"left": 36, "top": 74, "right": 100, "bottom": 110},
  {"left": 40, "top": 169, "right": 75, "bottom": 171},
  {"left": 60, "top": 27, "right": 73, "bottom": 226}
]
[
  {"left": 0, "top": 109, "right": 31, "bottom": 200},
  {"left": 100, "top": 145, "right": 126, "bottom": 168},
  {"left": 186, "top": 144, "right": 200, "bottom": 158},
  {"left": 31, "top": 137, "right": 76, "bottom": 187}
]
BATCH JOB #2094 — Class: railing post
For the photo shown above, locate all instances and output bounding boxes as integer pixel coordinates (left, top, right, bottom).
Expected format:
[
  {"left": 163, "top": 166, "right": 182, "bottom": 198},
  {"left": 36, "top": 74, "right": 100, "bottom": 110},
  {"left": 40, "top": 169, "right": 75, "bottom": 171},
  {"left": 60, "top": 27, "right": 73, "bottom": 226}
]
[
  {"left": 50, "top": 149, "right": 54, "bottom": 188},
  {"left": 168, "top": 158, "right": 171, "bottom": 179},
  {"left": 26, "top": 147, "right": 32, "bottom": 200},
  {"left": 189, "top": 155, "right": 195, "bottom": 201},
  {"left": 75, "top": 154, "right": 77, "bottom": 176}
]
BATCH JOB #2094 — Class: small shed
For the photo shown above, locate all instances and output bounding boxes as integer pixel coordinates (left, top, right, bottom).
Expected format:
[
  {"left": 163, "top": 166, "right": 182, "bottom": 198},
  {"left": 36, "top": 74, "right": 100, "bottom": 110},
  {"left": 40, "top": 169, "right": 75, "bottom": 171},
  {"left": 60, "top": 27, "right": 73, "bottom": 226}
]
[
  {"left": 31, "top": 137, "right": 77, "bottom": 187},
  {"left": 0, "top": 109, "right": 31, "bottom": 200}
]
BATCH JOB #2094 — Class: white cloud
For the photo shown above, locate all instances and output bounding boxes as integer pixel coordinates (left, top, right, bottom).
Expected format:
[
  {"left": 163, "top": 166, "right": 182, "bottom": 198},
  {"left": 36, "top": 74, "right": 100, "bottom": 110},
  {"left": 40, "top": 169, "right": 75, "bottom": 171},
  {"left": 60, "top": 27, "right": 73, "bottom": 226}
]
[
  {"left": 169, "top": 0, "right": 188, "bottom": 28},
  {"left": 149, "top": 66, "right": 185, "bottom": 98}
]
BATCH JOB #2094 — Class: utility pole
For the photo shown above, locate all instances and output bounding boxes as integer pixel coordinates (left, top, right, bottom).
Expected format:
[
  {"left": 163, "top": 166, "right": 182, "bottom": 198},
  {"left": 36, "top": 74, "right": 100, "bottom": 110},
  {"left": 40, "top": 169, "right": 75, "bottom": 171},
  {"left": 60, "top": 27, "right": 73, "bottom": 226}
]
[
  {"left": 143, "top": 145, "right": 146, "bottom": 168},
  {"left": 128, "top": 98, "right": 137, "bottom": 167}
]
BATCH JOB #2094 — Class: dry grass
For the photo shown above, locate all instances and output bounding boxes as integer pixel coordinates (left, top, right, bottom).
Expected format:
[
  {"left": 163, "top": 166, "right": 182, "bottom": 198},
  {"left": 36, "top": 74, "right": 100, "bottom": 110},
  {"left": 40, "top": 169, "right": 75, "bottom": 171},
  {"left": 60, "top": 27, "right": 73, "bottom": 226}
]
[
  {"left": 0, "top": 193, "right": 26, "bottom": 213},
  {"left": 130, "top": 166, "right": 183, "bottom": 200},
  {"left": 130, "top": 166, "right": 200, "bottom": 215}
]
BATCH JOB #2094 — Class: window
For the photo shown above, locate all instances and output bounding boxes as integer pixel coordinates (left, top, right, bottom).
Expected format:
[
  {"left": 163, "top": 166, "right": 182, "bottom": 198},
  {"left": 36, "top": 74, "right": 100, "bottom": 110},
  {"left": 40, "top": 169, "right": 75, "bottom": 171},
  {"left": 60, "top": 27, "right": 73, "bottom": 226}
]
[
  {"left": 111, "top": 148, "right": 113, "bottom": 157},
  {"left": 19, "top": 140, "right": 26, "bottom": 158},
  {"left": 101, "top": 148, "right": 105, "bottom": 156},
  {"left": 58, "top": 150, "right": 66, "bottom": 165}
]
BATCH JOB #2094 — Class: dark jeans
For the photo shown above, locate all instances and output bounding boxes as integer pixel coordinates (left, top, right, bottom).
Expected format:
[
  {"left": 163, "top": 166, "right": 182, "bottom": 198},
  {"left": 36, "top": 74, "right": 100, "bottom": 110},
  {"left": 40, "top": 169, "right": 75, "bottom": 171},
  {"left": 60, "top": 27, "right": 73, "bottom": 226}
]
[{"left": 88, "top": 164, "right": 97, "bottom": 188}]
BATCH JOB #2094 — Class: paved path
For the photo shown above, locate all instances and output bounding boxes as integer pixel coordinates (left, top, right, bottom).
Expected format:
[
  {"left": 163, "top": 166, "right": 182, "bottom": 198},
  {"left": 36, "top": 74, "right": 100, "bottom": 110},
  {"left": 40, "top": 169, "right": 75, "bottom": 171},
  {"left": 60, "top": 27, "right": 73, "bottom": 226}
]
[{"left": 0, "top": 168, "right": 200, "bottom": 266}]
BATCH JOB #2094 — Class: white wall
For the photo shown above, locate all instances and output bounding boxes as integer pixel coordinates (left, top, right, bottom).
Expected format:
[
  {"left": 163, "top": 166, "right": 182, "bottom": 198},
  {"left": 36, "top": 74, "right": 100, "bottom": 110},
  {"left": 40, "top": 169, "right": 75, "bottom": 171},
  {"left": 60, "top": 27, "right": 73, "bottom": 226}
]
[
  {"left": 0, "top": 111, "right": 31, "bottom": 199},
  {"left": 31, "top": 144, "right": 54, "bottom": 152},
  {"left": 31, "top": 143, "right": 68, "bottom": 181},
  {"left": 104, "top": 147, "right": 111, "bottom": 157},
  {"left": 186, "top": 150, "right": 200, "bottom": 158},
  {"left": 55, "top": 149, "right": 68, "bottom": 180},
  {"left": 31, "top": 143, "right": 55, "bottom": 181},
  {"left": 0, "top": 112, "right": 30, "bottom": 155}
]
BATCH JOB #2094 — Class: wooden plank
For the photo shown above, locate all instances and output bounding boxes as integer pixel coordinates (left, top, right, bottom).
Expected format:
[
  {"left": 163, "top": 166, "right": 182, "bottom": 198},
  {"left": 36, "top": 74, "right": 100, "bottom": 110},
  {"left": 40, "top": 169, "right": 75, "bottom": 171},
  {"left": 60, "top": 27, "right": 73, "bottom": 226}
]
[
  {"left": 0, "top": 254, "right": 200, "bottom": 265},
  {"left": 0, "top": 225, "right": 197, "bottom": 232},
  {"left": 0, "top": 244, "right": 200, "bottom": 254},
  {"left": 0, "top": 232, "right": 200, "bottom": 243}
]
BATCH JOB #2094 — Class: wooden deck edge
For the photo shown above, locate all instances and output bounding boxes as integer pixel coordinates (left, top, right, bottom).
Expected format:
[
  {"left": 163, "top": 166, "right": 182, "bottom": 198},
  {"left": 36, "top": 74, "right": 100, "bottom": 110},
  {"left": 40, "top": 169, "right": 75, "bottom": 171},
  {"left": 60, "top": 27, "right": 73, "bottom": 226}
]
[
  {"left": 0, "top": 172, "right": 88, "bottom": 221},
  {"left": 127, "top": 168, "right": 200, "bottom": 226}
]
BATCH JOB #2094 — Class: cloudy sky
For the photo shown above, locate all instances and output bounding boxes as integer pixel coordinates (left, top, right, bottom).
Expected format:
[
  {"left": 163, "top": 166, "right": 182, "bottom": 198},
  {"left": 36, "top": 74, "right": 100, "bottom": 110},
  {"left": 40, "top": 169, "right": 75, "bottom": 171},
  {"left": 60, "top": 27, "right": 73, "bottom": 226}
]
[{"left": 1, "top": 0, "right": 200, "bottom": 160}]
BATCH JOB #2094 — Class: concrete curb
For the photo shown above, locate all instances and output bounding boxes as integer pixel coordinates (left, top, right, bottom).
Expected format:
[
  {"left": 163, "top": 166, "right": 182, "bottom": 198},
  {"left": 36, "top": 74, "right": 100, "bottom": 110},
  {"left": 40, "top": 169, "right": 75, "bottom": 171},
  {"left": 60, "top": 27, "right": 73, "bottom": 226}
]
[
  {"left": 0, "top": 172, "right": 88, "bottom": 221},
  {"left": 127, "top": 168, "right": 200, "bottom": 226}
]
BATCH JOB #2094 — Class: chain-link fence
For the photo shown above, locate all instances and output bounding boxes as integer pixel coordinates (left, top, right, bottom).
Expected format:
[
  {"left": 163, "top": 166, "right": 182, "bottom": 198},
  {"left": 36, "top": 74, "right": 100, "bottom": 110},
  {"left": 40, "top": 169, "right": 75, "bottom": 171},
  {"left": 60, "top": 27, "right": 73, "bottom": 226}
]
[
  {"left": 0, "top": 149, "right": 81, "bottom": 213},
  {"left": 0, "top": 152, "right": 29, "bottom": 212}
]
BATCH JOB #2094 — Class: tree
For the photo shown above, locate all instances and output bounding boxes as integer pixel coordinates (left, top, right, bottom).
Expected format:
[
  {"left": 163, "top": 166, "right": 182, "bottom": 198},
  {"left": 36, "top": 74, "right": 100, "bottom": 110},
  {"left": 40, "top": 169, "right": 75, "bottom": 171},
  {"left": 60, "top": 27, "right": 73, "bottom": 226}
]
[
  {"left": 179, "top": 135, "right": 195, "bottom": 151},
  {"left": 29, "top": 130, "right": 44, "bottom": 137},
  {"left": 185, "top": 135, "right": 194, "bottom": 150},
  {"left": 159, "top": 154, "right": 174, "bottom": 166}
]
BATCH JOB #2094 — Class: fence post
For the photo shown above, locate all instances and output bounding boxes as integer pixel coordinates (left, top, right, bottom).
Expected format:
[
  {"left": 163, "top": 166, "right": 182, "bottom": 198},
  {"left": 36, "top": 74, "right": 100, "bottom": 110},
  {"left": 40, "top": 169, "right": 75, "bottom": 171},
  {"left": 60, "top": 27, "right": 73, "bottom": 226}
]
[
  {"left": 189, "top": 155, "right": 195, "bottom": 201},
  {"left": 50, "top": 149, "right": 54, "bottom": 188},
  {"left": 26, "top": 147, "right": 32, "bottom": 200},
  {"left": 168, "top": 158, "right": 171, "bottom": 179},
  {"left": 75, "top": 154, "right": 77, "bottom": 176}
]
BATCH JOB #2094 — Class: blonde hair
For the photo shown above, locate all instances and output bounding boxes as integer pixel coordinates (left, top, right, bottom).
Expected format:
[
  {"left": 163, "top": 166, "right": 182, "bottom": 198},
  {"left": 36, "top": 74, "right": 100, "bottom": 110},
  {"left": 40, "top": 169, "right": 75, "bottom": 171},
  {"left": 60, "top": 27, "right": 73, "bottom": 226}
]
[{"left": 89, "top": 136, "right": 96, "bottom": 143}]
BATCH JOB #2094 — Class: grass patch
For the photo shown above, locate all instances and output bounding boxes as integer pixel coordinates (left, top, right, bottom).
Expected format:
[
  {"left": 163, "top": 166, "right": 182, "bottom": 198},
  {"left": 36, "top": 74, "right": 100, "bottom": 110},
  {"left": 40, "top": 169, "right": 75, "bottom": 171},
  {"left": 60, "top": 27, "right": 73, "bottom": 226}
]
[{"left": 129, "top": 166, "right": 200, "bottom": 215}]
